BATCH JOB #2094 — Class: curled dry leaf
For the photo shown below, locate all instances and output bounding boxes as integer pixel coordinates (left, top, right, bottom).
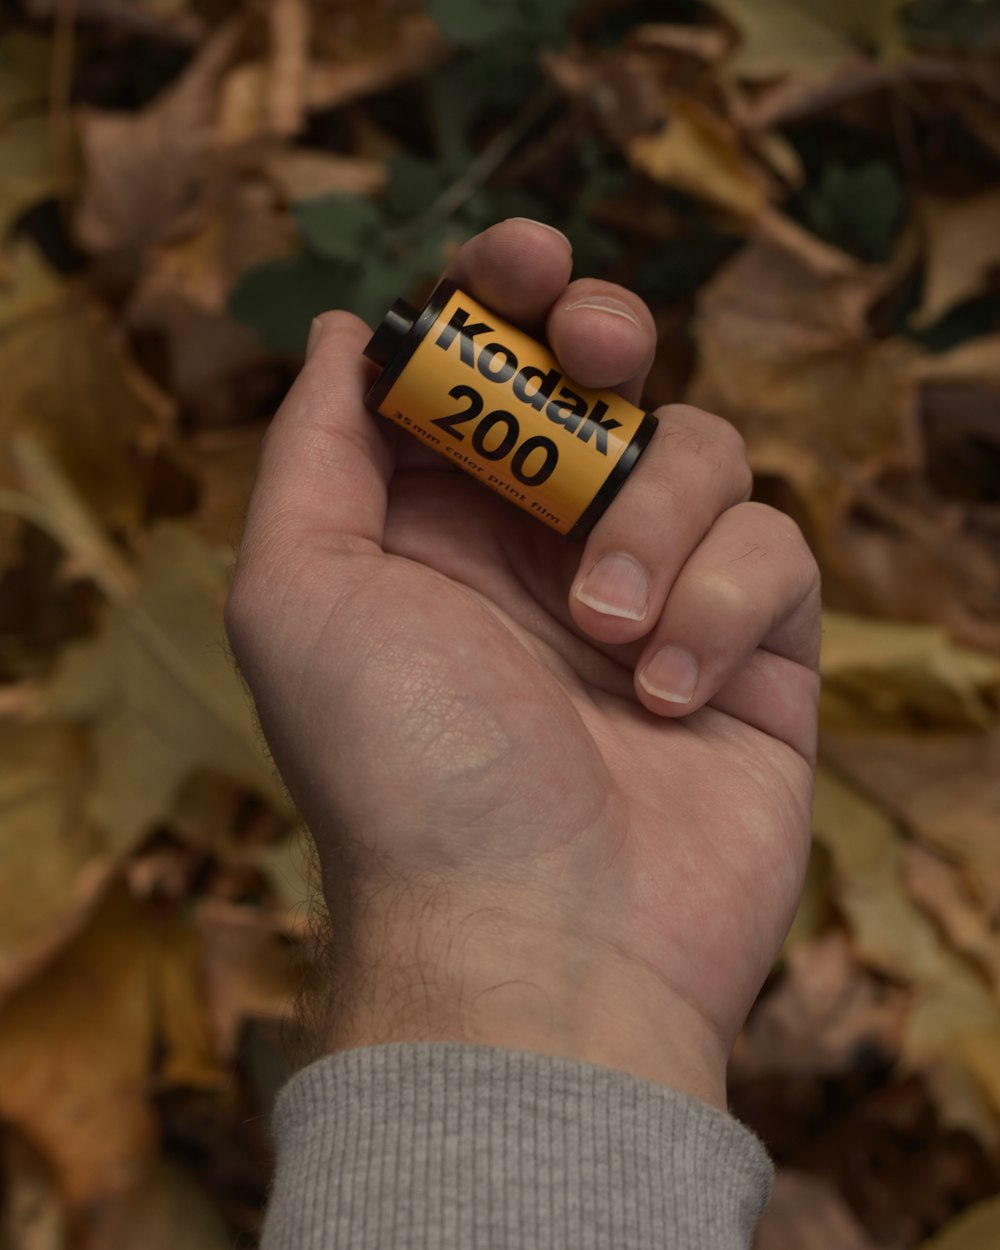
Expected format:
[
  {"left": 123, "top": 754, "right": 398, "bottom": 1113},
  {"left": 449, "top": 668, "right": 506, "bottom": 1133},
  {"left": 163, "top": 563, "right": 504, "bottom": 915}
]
[
  {"left": 912, "top": 191, "right": 1000, "bottom": 330},
  {"left": 627, "top": 91, "right": 771, "bottom": 218},
  {"left": 75, "top": 20, "right": 242, "bottom": 254}
]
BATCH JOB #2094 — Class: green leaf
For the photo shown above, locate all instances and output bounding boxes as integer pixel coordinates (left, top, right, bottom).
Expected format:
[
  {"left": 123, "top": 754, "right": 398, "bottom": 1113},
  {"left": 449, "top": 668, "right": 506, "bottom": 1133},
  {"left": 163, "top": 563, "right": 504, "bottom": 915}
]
[
  {"left": 797, "top": 159, "right": 905, "bottom": 263},
  {"left": 427, "top": 0, "right": 580, "bottom": 49},
  {"left": 385, "top": 155, "right": 445, "bottom": 219},
  {"left": 228, "top": 254, "right": 355, "bottom": 354},
  {"left": 427, "top": 0, "right": 517, "bottom": 47},
  {"left": 292, "top": 194, "right": 383, "bottom": 262}
]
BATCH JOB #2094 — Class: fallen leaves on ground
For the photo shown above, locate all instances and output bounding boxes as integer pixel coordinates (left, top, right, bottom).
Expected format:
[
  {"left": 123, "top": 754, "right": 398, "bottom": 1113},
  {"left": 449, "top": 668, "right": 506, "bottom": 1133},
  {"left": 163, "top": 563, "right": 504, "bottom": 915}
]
[{"left": 2, "top": 0, "right": 999, "bottom": 1244}]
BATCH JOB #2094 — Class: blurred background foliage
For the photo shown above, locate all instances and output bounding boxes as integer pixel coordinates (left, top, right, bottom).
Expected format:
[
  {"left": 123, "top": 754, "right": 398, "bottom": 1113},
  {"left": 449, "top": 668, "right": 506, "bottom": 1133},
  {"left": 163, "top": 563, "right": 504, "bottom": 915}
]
[{"left": 1, "top": 0, "right": 1000, "bottom": 1247}]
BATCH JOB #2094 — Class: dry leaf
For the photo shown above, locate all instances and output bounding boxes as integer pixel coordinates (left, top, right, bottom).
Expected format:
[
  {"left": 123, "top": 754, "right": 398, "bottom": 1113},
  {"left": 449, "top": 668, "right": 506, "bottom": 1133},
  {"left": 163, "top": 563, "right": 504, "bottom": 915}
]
[
  {"left": 266, "top": 0, "right": 311, "bottom": 137},
  {"left": 263, "top": 148, "right": 386, "bottom": 202},
  {"left": 902, "top": 844, "right": 1000, "bottom": 994},
  {"left": 75, "top": 20, "right": 242, "bottom": 254},
  {"left": 627, "top": 91, "right": 769, "bottom": 217},
  {"left": 91, "top": 1161, "right": 232, "bottom": 1250},
  {"left": 0, "top": 1133, "right": 66, "bottom": 1250},
  {"left": 735, "top": 930, "right": 906, "bottom": 1076},
  {"left": 754, "top": 1169, "right": 882, "bottom": 1250},
  {"left": 196, "top": 898, "right": 300, "bottom": 1060},
  {"left": 688, "top": 237, "right": 920, "bottom": 512},
  {"left": 913, "top": 191, "right": 1000, "bottom": 329},
  {"left": 919, "top": 1193, "right": 1000, "bottom": 1249},
  {"left": 45, "top": 522, "right": 289, "bottom": 852},
  {"left": 0, "top": 886, "right": 222, "bottom": 1211},
  {"left": 0, "top": 244, "right": 170, "bottom": 545},
  {"left": 709, "top": 0, "right": 907, "bottom": 83},
  {"left": 217, "top": 16, "right": 449, "bottom": 144},
  {"left": 819, "top": 610, "right": 1000, "bottom": 730},
  {"left": 0, "top": 723, "right": 114, "bottom": 1004},
  {"left": 822, "top": 730, "right": 1000, "bottom": 876}
]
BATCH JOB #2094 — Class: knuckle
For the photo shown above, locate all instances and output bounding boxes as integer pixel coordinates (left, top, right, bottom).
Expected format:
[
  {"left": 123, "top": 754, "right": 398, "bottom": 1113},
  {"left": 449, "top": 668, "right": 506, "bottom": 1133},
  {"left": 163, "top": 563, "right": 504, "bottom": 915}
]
[{"left": 738, "top": 502, "right": 820, "bottom": 586}]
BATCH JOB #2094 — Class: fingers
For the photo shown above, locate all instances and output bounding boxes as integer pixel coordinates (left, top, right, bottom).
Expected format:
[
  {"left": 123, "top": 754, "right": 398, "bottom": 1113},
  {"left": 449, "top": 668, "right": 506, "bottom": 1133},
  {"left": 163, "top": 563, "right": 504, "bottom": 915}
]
[
  {"left": 447, "top": 219, "right": 657, "bottom": 406},
  {"left": 547, "top": 280, "right": 656, "bottom": 405},
  {"left": 570, "top": 405, "right": 754, "bottom": 644},
  {"left": 446, "top": 219, "right": 573, "bottom": 325},
  {"left": 237, "top": 311, "right": 392, "bottom": 575},
  {"left": 629, "top": 499, "right": 821, "bottom": 731}
]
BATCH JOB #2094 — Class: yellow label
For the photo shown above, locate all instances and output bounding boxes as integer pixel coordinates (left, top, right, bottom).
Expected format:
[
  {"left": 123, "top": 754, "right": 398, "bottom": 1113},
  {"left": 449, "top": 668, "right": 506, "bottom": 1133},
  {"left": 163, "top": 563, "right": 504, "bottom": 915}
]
[{"left": 377, "top": 288, "right": 648, "bottom": 534}]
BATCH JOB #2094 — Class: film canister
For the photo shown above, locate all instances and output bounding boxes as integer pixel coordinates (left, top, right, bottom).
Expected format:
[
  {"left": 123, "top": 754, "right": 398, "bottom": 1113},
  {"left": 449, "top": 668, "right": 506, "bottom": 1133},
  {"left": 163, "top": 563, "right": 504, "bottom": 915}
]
[{"left": 363, "top": 279, "right": 658, "bottom": 539}]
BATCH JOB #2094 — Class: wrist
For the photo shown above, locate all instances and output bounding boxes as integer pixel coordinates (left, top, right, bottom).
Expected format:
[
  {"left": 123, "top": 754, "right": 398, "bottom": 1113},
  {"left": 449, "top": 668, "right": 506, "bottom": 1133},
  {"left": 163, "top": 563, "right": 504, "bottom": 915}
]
[{"left": 321, "top": 885, "right": 729, "bottom": 1109}]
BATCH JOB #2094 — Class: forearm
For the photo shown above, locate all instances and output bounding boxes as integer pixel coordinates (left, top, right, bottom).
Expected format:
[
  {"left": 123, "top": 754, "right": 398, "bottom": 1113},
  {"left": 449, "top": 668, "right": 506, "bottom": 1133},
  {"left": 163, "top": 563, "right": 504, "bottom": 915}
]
[{"left": 262, "top": 1043, "right": 773, "bottom": 1250}]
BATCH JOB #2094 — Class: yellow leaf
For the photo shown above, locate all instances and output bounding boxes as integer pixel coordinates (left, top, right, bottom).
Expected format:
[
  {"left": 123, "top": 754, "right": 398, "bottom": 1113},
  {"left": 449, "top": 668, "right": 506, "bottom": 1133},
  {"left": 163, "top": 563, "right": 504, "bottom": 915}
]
[
  {"left": 709, "top": 0, "right": 909, "bottom": 83},
  {"left": 46, "top": 522, "right": 291, "bottom": 851},
  {"left": 627, "top": 93, "right": 767, "bottom": 218},
  {"left": 0, "top": 245, "right": 170, "bottom": 542},
  {"left": 918, "top": 1194, "right": 1000, "bottom": 1249},
  {"left": 820, "top": 610, "right": 1000, "bottom": 729},
  {"left": 0, "top": 31, "right": 50, "bottom": 125},
  {"left": 0, "top": 115, "right": 68, "bottom": 241},
  {"left": 913, "top": 191, "right": 1000, "bottom": 328},
  {"left": 0, "top": 886, "right": 223, "bottom": 1212},
  {"left": 0, "top": 722, "right": 115, "bottom": 1003}
]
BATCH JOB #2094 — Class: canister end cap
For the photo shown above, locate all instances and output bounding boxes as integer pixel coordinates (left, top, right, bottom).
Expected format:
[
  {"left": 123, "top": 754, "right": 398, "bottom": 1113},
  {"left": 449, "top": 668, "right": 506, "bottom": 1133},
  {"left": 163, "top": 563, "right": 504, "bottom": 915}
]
[{"left": 364, "top": 299, "right": 418, "bottom": 368}]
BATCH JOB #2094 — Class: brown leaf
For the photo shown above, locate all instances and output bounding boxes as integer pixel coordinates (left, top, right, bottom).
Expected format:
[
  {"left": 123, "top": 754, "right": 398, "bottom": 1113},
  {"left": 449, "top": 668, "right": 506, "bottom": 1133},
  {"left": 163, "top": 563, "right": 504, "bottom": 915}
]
[
  {"left": 75, "top": 20, "right": 242, "bottom": 254},
  {"left": 735, "top": 931, "right": 907, "bottom": 1077},
  {"left": 0, "top": 886, "right": 222, "bottom": 1212},
  {"left": 45, "top": 522, "right": 290, "bottom": 852},
  {"left": 266, "top": 0, "right": 311, "bottom": 137},
  {"left": 0, "top": 245, "right": 170, "bottom": 548},
  {"left": 902, "top": 844, "right": 1000, "bottom": 995},
  {"left": 820, "top": 610, "right": 1000, "bottom": 731},
  {"left": 217, "top": 15, "right": 449, "bottom": 144},
  {"left": 0, "top": 1133, "right": 66, "bottom": 1250},
  {"left": 263, "top": 148, "right": 386, "bottom": 202},
  {"left": 0, "top": 722, "right": 114, "bottom": 1004},
  {"left": 913, "top": 192, "right": 1000, "bottom": 329},
  {"left": 821, "top": 730, "right": 1000, "bottom": 876},
  {"left": 91, "top": 1161, "right": 232, "bottom": 1250},
  {"left": 754, "top": 1169, "right": 882, "bottom": 1250},
  {"left": 688, "top": 236, "right": 920, "bottom": 513},
  {"left": 919, "top": 1194, "right": 1000, "bottom": 1249},
  {"left": 196, "top": 899, "right": 300, "bottom": 1060}
]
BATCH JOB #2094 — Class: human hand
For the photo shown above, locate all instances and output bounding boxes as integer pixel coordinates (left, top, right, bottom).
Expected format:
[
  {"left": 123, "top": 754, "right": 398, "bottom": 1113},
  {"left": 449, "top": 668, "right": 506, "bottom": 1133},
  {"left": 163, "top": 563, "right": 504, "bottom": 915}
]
[{"left": 226, "top": 219, "right": 821, "bottom": 1109}]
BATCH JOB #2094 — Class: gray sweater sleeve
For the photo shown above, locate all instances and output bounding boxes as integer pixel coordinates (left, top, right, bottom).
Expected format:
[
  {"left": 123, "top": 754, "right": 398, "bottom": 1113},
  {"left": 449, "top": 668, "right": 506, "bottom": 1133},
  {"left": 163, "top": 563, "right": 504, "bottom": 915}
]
[{"left": 261, "top": 1042, "right": 772, "bottom": 1249}]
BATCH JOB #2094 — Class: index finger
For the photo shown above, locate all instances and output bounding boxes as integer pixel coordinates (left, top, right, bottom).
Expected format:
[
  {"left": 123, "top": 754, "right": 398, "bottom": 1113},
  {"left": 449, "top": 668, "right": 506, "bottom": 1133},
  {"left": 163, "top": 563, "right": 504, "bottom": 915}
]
[{"left": 239, "top": 311, "right": 392, "bottom": 573}]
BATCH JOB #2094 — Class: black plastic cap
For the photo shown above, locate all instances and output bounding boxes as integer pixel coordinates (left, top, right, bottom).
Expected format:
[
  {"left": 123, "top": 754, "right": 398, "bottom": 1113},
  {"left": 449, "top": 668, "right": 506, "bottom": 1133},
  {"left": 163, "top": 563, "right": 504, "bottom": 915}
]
[{"left": 364, "top": 299, "right": 418, "bottom": 368}]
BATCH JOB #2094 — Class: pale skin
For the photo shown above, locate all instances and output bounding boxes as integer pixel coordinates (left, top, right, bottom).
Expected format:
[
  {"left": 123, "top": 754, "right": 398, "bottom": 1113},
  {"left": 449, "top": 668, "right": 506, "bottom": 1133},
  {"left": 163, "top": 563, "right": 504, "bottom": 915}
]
[{"left": 226, "top": 218, "right": 821, "bottom": 1112}]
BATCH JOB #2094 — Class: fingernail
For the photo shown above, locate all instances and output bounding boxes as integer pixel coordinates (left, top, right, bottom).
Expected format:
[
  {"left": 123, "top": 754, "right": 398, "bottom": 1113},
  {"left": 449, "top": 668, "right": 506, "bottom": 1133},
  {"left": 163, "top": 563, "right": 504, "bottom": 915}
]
[
  {"left": 575, "top": 553, "right": 650, "bottom": 621},
  {"left": 639, "top": 646, "right": 700, "bottom": 704},
  {"left": 505, "top": 218, "right": 573, "bottom": 253},
  {"left": 562, "top": 295, "right": 641, "bottom": 328},
  {"left": 306, "top": 316, "right": 324, "bottom": 358}
]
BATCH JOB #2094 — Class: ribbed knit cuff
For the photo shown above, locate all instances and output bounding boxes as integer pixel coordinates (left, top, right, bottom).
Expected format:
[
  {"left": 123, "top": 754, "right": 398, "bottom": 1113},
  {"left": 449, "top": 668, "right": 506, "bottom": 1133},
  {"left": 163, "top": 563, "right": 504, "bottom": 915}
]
[{"left": 261, "top": 1043, "right": 772, "bottom": 1250}]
